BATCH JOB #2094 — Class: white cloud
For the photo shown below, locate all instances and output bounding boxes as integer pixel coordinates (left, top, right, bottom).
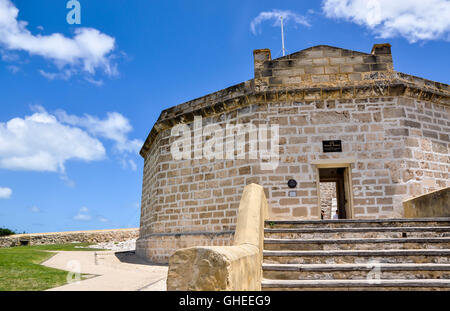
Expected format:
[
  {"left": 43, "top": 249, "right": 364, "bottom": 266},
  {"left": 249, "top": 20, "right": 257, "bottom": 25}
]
[
  {"left": 39, "top": 69, "right": 74, "bottom": 81},
  {"left": 98, "top": 217, "right": 108, "bottom": 223},
  {"left": 0, "top": 106, "right": 141, "bottom": 174},
  {"left": 251, "top": 9, "right": 310, "bottom": 35},
  {"left": 0, "top": 0, "right": 117, "bottom": 77},
  {"left": 7, "top": 64, "right": 19, "bottom": 73},
  {"left": 30, "top": 206, "right": 40, "bottom": 213},
  {"left": 73, "top": 207, "right": 109, "bottom": 223},
  {"left": 0, "top": 186, "right": 12, "bottom": 199},
  {"left": 74, "top": 214, "right": 91, "bottom": 221},
  {"left": 322, "top": 0, "right": 450, "bottom": 43},
  {"left": 128, "top": 159, "right": 137, "bottom": 171},
  {"left": 1, "top": 51, "right": 18, "bottom": 62},
  {"left": 74, "top": 214, "right": 90, "bottom": 221},
  {"left": 120, "top": 158, "right": 138, "bottom": 171},
  {"left": 56, "top": 110, "right": 143, "bottom": 154},
  {"left": 60, "top": 174, "right": 76, "bottom": 188},
  {"left": 0, "top": 107, "right": 105, "bottom": 173},
  {"left": 84, "top": 76, "right": 104, "bottom": 87},
  {"left": 74, "top": 206, "right": 91, "bottom": 221}
]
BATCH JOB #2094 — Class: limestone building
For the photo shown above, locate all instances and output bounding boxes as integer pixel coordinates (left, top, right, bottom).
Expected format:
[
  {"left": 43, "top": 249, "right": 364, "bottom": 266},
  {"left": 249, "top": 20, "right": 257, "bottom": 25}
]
[{"left": 137, "top": 43, "right": 450, "bottom": 263}]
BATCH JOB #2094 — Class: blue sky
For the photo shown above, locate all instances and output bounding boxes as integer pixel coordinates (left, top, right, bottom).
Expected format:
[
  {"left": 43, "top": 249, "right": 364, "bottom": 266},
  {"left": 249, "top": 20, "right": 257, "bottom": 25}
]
[{"left": 0, "top": 0, "right": 449, "bottom": 233}]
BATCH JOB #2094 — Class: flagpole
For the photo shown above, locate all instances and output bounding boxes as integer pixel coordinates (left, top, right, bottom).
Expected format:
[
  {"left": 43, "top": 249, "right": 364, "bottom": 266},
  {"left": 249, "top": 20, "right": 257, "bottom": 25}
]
[{"left": 280, "top": 16, "right": 286, "bottom": 56}]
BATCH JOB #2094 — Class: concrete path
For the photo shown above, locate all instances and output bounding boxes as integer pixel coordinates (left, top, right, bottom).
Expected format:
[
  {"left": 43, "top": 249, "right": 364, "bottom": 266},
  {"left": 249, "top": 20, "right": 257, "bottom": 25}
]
[{"left": 42, "top": 251, "right": 168, "bottom": 291}]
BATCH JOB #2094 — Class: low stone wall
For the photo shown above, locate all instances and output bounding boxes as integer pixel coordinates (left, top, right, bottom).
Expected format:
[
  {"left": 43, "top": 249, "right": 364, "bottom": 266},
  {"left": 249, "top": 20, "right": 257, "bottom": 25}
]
[
  {"left": 136, "top": 231, "right": 234, "bottom": 264},
  {"left": 0, "top": 228, "right": 139, "bottom": 248},
  {"left": 167, "top": 183, "right": 268, "bottom": 291},
  {"left": 404, "top": 187, "right": 450, "bottom": 218}
]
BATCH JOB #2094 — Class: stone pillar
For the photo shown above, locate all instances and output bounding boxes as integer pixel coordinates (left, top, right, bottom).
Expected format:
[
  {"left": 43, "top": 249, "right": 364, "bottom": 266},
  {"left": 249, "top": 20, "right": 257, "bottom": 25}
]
[
  {"left": 253, "top": 49, "right": 271, "bottom": 90},
  {"left": 371, "top": 43, "right": 393, "bottom": 70}
]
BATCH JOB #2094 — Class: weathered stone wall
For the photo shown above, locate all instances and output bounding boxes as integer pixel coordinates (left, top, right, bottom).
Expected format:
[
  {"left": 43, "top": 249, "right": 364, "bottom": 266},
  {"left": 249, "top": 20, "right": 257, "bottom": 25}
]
[
  {"left": 254, "top": 44, "right": 393, "bottom": 91},
  {"left": 320, "top": 182, "right": 336, "bottom": 219},
  {"left": 261, "top": 97, "right": 448, "bottom": 219},
  {"left": 266, "top": 97, "right": 449, "bottom": 219},
  {"left": 137, "top": 106, "right": 262, "bottom": 263},
  {"left": 400, "top": 98, "right": 449, "bottom": 195},
  {"left": 0, "top": 228, "right": 138, "bottom": 248},
  {"left": 137, "top": 96, "right": 449, "bottom": 262},
  {"left": 137, "top": 44, "right": 449, "bottom": 263},
  {"left": 404, "top": 187, "right": 450, "bottom": 218},
  {"left": 166, "top": 183, "right": 268, "bottom": 291},
  {"left": 136, "top": 232, "right": 233, "bottom": 264}
]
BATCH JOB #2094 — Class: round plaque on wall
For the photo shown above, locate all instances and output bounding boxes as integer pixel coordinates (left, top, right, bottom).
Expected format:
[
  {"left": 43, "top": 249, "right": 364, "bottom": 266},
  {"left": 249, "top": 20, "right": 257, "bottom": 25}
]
[{"left": 287, "top": 179, "right": 297, "bottom": 188}]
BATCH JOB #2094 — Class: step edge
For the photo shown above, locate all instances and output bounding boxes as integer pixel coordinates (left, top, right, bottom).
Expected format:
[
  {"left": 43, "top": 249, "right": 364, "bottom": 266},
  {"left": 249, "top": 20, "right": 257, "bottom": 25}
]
[
  {"left": 263, "top": 249, "right": 450, "bottom": 256},
  {"left": 265, "top": 226, "right": 450, "bottom": 232},
  {"left": 262, "top": 263, "right": 450, "bottom": 271},
  {"left": 264, "top": 237, "right": 450, "bottom": 244},
  {"left": 261, "top": 279, "right": 450, "bottom": 287},
  {"left": 265, "top": 218, "right": 450, "bottom": 224}
]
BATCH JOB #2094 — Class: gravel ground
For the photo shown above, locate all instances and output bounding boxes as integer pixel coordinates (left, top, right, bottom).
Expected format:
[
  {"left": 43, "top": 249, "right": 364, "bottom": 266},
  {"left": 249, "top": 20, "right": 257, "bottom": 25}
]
[{"left": 85, "top": 239, "right": 136, "bottom": 252}]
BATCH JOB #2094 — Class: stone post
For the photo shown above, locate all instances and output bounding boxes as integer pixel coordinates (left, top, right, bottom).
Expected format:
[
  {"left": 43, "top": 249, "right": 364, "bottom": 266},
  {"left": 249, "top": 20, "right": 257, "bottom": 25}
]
[{"left": 253, "top": 49, "right": 272, "bottom": 90}]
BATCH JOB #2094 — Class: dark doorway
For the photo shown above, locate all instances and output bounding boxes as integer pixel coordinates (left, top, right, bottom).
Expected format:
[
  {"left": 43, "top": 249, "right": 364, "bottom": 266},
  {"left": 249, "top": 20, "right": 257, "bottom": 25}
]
[
  {"left": 19, "top": 240, "right": 30, "bottom": 246},
  {"left": 319, "top": 167, "right": 350, "bottom": 219}
]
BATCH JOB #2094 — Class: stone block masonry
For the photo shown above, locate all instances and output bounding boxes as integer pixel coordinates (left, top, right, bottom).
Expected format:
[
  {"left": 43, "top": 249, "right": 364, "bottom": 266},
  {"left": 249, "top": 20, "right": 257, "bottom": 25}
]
[
  {"left": 0, "top": 228, "right": 138, "bottom": 248},
  {"left": 138, "top": 96, "right": 449, "bottom": 228},
  {"left": 136, "top": 231, "right": 233, "bottom": 264},
  {"left": 264, "top": 96, "right": 449, "bottom": 219},
  {"left": 137, "top": 43, "right": 449, "bottom": 263},
  {"left": 254, "top": 44, "right": 394, "bottom": 91},
  {"left": 166, "top": 184, "right": 268, "bottom": 290},
  {"left": 404, "top": 187, "right": 450, "bottom": 218},
  {"left": 320, "top": 182, "right": 336, "bottom": 219}
]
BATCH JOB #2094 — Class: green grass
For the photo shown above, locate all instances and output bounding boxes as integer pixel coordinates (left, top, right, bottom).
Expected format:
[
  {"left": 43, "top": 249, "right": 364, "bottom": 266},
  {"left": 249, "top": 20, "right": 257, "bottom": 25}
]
[
  {"left": 0, "top": 248, "right": 69, "bottom": 291},
  {"left": 0, "top": 243, "right": 106, "bottom": 291}
]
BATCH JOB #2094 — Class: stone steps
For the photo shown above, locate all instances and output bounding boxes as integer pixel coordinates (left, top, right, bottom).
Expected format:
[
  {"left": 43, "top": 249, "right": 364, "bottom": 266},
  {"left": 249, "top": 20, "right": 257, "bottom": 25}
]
[
  {"left": 263, "top": 263, "right": 450, "bottom": 280},
  {"left": 264, "top": 226, "right": 450, "bottom": 239},
  {"left": 261, "top": 279, "right": 450, "bottom": 291},
  {"left": 262, "top": 218, "right": 450, "bottom": 290},
  {"left": 265, "top": 218, "right": 450, "bottom": 229},
  {"left": 264, "top": 237, "right": 450, "bottom": 250},
  {"left": 263, "top": 249, "right": 450, "bottom": 264}
]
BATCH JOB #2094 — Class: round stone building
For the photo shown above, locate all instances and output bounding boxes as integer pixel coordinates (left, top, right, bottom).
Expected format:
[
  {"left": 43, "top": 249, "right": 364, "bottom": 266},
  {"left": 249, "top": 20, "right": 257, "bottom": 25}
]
[{"left": 136, "top": 44, "right": 450, "bottom": 263}]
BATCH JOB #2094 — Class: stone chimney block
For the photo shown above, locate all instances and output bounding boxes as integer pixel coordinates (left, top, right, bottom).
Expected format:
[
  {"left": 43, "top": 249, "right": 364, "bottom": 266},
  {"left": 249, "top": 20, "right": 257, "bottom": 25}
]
[
  {"left": 253, "top": 49, "right": 271, "bottom": 78},
  {"left": 371, "top": 43, "right": 392, "bottom": 55},
  {"left": 371, "top": 43, "right": 393, "bottom": 70}
]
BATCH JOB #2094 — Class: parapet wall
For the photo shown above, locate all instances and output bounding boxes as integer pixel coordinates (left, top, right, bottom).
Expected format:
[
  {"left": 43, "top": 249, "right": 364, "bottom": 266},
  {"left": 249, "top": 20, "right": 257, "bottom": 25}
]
[
  {"left": 141, "top": 45, "right": 449, "bottom": 159},
  {"left": 253, "top": 44, "right": 394, "bottom": 90},
  {"left": 404, "top": 187, "right": 450, "bottom": 218},
  {"left": 0, "top": 228, "right": 139, "bottom": 248},
  {"left": 166, "top": 183, "right": 268, "bottom": 291}
]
